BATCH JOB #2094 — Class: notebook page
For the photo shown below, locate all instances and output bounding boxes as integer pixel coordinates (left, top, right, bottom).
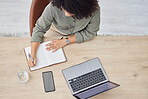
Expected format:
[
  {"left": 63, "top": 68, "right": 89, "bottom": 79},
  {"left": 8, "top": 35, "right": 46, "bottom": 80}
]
[
  {"left": 24, "top": 41, "right": 66, "bottom": 71},
  {"left": 42, "top": 41, "right": 66, "bottom": 66},
  {"left": 24, "top": 45, "right": 48, "bottom": 71}
]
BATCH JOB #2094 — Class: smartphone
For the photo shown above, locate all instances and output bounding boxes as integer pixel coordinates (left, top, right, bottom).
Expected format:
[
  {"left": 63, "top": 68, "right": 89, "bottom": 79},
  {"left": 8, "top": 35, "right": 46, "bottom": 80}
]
[{"left": 42, "top": 71, "right": 55, "bottom": 92}]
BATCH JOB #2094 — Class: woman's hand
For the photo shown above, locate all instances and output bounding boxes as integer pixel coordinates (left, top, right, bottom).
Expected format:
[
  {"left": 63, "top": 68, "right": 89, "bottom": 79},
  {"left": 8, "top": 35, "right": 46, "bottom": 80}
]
[
  {"left": 27, "top": 56, "right": 37, "bottom": 67},
  {"left": 46, "top": 39, "right": 67, "bottom": 52}
]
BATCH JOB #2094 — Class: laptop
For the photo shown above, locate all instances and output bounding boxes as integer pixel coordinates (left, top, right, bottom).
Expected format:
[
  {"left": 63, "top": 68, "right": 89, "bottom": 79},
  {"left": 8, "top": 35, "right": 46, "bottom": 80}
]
[{"left": 62, "top": 57, "right": 120, "bottom": 99}]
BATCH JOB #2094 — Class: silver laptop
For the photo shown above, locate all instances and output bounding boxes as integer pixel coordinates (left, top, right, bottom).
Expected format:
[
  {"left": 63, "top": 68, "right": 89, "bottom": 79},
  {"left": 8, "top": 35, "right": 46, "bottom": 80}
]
[{"left": 62, "top": 57, "right": 119, "bottom": 99}]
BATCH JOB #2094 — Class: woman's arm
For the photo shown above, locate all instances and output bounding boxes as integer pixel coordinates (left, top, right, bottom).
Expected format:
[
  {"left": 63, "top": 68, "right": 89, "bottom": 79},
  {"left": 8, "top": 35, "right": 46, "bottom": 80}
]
[
  {"left": 28, "top": 42, "right": 40, "bottom": 67},
  {"left": 28, "top": 3, "right": 54, "bottom": 67},
  {"left": 30, "top": 3, "right": 54, "bottom": 43},
  {"left": 45, "top": 34, "right": 76, "bottom": 52},
  {"left": 67, "top": 34, "right": 76, "bottom": 44},
  {"left": 74, "top": 8, "right": 100, "bottom": 43},
  {"left": 45, "top": 8, "right": 100, "bottom": 53},
  {"left": 31, "top": 42, "right": 40, "bottom": 57}
]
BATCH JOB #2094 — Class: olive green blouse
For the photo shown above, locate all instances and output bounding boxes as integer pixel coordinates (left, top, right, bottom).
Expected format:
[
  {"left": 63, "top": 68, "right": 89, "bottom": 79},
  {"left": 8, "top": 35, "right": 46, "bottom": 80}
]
[{"left": 30, "top": 3, "right": 100, "bottom": 43}]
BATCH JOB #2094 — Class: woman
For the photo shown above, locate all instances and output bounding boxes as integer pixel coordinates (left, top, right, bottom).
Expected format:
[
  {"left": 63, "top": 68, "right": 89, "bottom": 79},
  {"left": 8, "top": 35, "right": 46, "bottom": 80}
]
[{"left": 28, "top": 0, "right": 100, "bottom": 67}]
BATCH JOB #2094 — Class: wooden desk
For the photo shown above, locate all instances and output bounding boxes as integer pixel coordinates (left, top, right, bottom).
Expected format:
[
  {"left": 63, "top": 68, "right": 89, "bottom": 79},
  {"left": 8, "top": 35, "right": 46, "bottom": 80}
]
[{"left": 0, "top": 36, "right": 148, "bottom": 99}]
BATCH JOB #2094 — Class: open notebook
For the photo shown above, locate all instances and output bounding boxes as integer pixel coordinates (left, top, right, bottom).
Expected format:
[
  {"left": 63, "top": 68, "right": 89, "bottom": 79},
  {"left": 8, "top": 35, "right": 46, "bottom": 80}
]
[{"left": 24, "top": 41, "right": 67, "bottom": 71}]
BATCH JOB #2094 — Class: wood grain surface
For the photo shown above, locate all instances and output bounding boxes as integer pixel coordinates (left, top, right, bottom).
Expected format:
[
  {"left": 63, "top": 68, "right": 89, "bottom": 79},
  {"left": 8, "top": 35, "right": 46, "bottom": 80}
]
[{"left": 0, "top": 36, "right": 148, "bottom": 99}]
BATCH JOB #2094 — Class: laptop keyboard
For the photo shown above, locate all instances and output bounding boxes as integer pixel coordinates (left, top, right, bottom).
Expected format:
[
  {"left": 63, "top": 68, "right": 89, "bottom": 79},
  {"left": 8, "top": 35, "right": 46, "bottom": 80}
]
[{"left": 69, "top": 68, "right": 106, "bottom": 92}]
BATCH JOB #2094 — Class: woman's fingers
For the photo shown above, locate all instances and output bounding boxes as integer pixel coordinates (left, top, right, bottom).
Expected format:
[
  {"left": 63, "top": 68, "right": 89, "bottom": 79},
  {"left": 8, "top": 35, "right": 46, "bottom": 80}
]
[
  {"left": 30, "top": 60, "right": 34, "bottom": 67},
  {"left": 45, "top": 39, "right": 64, "bottom": 53},
  {"left": 52, "top": 47, "right": 60, "bottom": 53},
  {"left": 46, "top": 47, "right": 54, "bottom": 51},
  {"left": 34, "top": 58, "right": 37, "bottom": 65},
  {"left": 46, "top": 44, "right": 57, "bottom": 51},
  {"left": 27, "top": 61, "right": 31, "bottom": 67},
  {"left": 52, "top": 49, "right": 57, "bottom": 53},
  {"left": 46, "top": 45, "right": 59, "bottom": 52},
  {"left": 28, "top": 59, "right": 35, "bottom": 67},
  {"left": 46, "top": 41, "right": 56, "bottom": 46},
  {"left": 46, "top": 43, "right": 52, "bottom": 46}
]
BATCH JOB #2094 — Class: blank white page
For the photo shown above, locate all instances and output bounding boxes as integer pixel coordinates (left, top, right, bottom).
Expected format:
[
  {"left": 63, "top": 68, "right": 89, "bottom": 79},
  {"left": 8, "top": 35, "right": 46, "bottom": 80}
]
[{"left": 24, "top": 41, "right": 66, "bottom": 71}]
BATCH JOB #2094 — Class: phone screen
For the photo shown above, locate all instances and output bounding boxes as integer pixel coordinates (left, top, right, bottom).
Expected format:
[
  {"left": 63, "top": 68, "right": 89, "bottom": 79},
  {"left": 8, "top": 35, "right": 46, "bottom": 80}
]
[{"left": 42, "top": 71, "right": 55, "bottom": 92}]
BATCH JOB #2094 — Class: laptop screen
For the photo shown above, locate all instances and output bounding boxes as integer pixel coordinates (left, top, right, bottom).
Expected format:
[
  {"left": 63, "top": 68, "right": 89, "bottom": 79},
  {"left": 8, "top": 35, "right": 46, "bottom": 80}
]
[{"left": 74, "top": 81, "right": 119, "bottom": 99}]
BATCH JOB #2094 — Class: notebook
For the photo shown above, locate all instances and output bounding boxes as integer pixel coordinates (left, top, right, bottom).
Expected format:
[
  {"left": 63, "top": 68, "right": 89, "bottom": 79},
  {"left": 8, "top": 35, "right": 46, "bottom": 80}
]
[{"left": 24, "top": 41, "right": 67, "bottom": 71}]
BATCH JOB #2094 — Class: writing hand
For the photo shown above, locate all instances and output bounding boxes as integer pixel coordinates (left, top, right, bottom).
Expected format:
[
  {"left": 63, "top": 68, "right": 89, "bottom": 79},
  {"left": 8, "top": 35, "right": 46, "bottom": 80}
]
[{"left": 27, "top": 56, "right": 37, "bottom": 67}]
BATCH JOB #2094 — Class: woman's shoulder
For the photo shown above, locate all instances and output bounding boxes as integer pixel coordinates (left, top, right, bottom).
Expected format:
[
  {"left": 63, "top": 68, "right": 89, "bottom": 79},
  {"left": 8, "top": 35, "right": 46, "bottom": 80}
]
[
  {"left": 47, "top": 2, "right": 62, "bottom": 13},
  {"left": 93, "top": 7, "right": 100, "bottom": 15}
]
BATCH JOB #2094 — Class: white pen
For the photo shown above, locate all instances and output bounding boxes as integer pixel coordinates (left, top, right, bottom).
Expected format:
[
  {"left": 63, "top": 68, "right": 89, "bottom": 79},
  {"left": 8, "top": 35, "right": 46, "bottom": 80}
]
[{"left": 28, "top": 53, "right": 35, "bottom": 64}]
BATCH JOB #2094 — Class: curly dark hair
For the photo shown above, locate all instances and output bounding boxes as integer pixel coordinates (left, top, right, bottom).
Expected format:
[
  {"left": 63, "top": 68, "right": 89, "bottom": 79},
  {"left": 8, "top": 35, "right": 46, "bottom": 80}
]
[{"left": 51, "top": 0, "right": 99, "bottom": 19}]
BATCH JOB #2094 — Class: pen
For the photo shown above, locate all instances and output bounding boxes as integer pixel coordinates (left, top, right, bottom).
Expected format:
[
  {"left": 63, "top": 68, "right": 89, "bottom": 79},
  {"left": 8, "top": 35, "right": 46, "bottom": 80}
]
[{"left": 28, "top": 53, "right": 34, "bottom": 64}]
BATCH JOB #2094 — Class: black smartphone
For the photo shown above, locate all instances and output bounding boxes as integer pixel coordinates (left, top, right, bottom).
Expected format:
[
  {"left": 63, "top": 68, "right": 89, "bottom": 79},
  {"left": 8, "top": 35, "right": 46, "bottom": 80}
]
[{"left": 42, "top": 71, "right": 55, "bottom": 92}]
